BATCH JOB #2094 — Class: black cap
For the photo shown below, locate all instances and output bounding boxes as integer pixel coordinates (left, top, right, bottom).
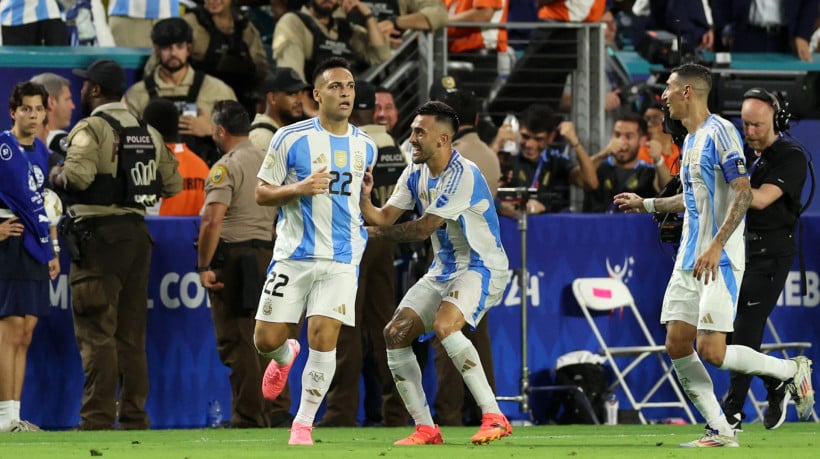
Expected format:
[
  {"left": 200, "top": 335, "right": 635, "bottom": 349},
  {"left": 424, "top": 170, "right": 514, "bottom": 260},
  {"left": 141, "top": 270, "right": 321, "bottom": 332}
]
[
  {"left": 151, "top": 17, "right": 193, "bottom": 46},
  {"left": 354, "top": 80, "right": 376, "bottom": 110},
  {"left": 429, "top": 75, "right": 460, "bottom": 101},
  {"left": 263, "top": 67, "right": 310, "bottom": 94},
  {"left": 72, "top": 59, "right": 126, "bottom": 96}
]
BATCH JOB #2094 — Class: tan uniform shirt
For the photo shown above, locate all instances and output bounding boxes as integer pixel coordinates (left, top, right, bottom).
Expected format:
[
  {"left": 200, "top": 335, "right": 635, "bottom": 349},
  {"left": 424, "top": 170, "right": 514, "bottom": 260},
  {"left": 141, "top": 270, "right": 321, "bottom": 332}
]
[
  {"left": 63, "top": 102, "right": 183, "bottom": 218},
  {"left": 453, "top": 130, "right": 501, "bottom": 198},
  {"left": 399, "top": 0, "right": 449, "bottom": 30},
  {"left": 248, "top": 113, "right": 281, "bottom": 154},
  {"left": 272, "top": 6, "right": 391, "bottom": 81},
  {"left": 204, "top": 139, "right": 276, "bottom": 242},
  {"left": 124, "top": 66, "right": 237, "bottom": 119}
]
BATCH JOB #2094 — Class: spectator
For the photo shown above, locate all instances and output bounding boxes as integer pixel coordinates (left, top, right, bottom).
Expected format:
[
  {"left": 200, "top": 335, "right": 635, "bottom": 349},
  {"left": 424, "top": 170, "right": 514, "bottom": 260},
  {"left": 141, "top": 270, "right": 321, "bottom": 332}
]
[
  {"left": 29, "top": 72, "right": 76, "bottom": 161},
  {"left": 142, "top": 97, "right": 210, "bottom": 216},
  {"left": 633, "top": 0, "right": 714, "bottom": 51},
  {"left": 107, "top": 0, "right": 180, "bottom": 47},
  {"left": 375, "top": 0, "right": 448, "bottom": 48},
  {"left": 249, "top": 67, "right": 310, "bottom": 152},
  {"left": 0, "top": 0, "right": 67, "bottom": 45},
  {"left": 497, "top": 104, "right": 596, "bottom": 216},
  {"left": 712, "top": 0, "right": 819, "bottom": 62},
  {"left": 271, "top": 0, "right": 390, "bottom": 81},
  {"left": 584, "top": 112, "right": 656, "bottom": 213},
  {"left": 374, "top": 86, "right": 399, "bottom": 136},
  {"left": 64, "top": 0, "right": 116, "bottom": 46},
  {"left": 125, "top": 17, "right": 237, "bottom": 166},
  {"left": 431, "top": 88, "right": 500, "bottom": 427},
  {"left": 723, "top": 88, "right": 808, "bottom": 431},
  {"left": 49, "top": 59, "right": 182, "bottom": 430},
  {"left": 253, "top": 57, "right": 377, "bottom": 445},
  {"left": 0, "top": 81, "right": 60, "bottom": 433},
  {"left": 322, "top": 80, "right": 409, "bottom": 428},
  {"left": 360, "top": 100, "right": 512, "bottom": 446},
  {"left": 196, "top": 100, "right": 279, "bottom": 428},
  {"left": 637, "top": 103, "right": 679, "bottom": 190}
]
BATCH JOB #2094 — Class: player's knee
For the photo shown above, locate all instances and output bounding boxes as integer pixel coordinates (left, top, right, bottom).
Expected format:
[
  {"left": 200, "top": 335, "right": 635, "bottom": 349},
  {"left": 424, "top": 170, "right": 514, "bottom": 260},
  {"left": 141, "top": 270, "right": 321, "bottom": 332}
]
[
  {"left": 431, "top": 320, "right": 458, "bottom": 341},
  {"left": 253, "top": 322, "right": 285, "bottom": 354},
  {"left": 696, "top": 341, "right": 725, "bottom": 367},
  {"left": 383, "top": 319, "right": 412, "bottom": 348},
  {"left": 665, "top": 337, "right": 692, "bottom": 360}
]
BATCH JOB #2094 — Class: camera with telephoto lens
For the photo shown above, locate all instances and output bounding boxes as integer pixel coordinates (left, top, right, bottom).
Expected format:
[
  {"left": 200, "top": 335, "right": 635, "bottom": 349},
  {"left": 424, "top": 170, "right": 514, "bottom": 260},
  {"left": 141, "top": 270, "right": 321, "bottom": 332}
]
[{"left": 654, "top": 175, "right": 683, "bottom": 243}]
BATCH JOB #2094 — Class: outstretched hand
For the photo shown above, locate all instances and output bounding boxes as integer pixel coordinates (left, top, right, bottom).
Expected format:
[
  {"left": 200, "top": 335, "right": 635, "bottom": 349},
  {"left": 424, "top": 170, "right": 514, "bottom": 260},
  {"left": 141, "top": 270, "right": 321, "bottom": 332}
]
[{"left": 613, "top": 192, "right": 647, "bottom": 214}]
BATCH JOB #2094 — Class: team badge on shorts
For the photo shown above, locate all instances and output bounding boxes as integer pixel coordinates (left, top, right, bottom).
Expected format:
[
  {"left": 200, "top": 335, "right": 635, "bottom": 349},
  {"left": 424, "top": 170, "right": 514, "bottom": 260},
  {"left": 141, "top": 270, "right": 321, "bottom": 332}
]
[
  {"left": 262, "top": 298, "right": 273, "bottom": 315},
  {"left": 334, "top": 150, "right": 348, "bottom": 168}
]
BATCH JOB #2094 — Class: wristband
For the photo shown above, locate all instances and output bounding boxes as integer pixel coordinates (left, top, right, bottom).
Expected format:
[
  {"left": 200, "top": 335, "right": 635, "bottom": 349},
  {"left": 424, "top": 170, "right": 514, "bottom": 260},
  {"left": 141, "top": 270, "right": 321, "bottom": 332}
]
[
  {"left": 390, "top": 15, "right": 403, "bottom": 32},
  {"left": 52, "top": 239, "right": 61, "bottom": 254},
  {"left": 363, "top": 12, "right": 375, "bottom": 21},
  {"left": 196, "top": 265, "right": 211, "bottom": 273},
  {"left": 643, "top": 198, "right": 656, "bottom": 213}
]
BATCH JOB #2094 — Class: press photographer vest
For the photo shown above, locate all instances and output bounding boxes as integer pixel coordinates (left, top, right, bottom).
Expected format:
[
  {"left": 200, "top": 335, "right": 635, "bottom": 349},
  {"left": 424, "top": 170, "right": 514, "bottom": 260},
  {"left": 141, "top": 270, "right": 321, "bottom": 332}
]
[
  {"left": 69, "top": 112, "right": 163, "bottom": 208},
  {"left": 294, "top": 11, "right": 355, "bottom": 79}
]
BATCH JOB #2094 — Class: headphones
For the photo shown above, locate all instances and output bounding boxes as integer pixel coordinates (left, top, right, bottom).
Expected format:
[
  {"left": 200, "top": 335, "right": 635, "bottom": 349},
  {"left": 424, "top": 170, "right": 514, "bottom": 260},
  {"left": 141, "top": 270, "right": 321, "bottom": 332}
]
[{"left": 743, "top": 87, "right": 791, "bottom": 133}]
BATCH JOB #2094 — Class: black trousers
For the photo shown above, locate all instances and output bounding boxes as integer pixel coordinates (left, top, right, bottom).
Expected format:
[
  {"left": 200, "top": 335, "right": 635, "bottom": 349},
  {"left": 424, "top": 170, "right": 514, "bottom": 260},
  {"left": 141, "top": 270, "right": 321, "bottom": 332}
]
[
  {"left": 1, "top": 19, "right": 67, "bottom": 46},
  {"left": 723, "top": 253, "right": 794, "bottom": 415}
]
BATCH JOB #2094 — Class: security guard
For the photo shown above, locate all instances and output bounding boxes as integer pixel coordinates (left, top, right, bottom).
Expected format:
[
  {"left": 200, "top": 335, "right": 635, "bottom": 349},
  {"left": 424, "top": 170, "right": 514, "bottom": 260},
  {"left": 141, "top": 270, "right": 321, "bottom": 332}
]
[
  {"left": 196, "top": 100, "right": 279, "bottom": 428},
  {"left": 49, "top": 59, "right": 182, "bottom": 430},
  {"left": 723, "top": 88, "right": 809, "bottom": 431}
]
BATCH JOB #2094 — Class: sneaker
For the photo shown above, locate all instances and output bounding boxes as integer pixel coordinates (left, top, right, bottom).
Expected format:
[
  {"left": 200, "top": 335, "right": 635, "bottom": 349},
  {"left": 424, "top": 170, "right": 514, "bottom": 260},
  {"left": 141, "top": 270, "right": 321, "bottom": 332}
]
[
  {"left": 787, "top": 356, "right": 815, "bottom": 421},
  {"left": 764, "top": 382, "right": 789, "bottom": 429},
  {"left": 0, "top": 420, "right": 38, "bottom": 432},
  {"left": 393, "top": 424, "right": 444, "bottom": 445},
  {"left": 724, "top": 412, "right": 744, "bottom": 432},
  {"left": 262, "top": 339, "right": 301, "bottom": 401},
  {"left": 471, "top": 413, "right": 512, "bottom": 445},
  {"left": 288, "top": 422, "right": 313, "bottom": 445},
  {"left": 679, "top": 427, "right": 739, "bottom": 448}
]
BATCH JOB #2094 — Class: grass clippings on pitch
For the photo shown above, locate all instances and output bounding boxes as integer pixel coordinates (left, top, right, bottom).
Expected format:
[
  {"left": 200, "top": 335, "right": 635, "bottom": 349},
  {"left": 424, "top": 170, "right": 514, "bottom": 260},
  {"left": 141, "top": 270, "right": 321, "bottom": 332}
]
[{"left": 0, "top": 423, "right": 817, "bottom": 459}]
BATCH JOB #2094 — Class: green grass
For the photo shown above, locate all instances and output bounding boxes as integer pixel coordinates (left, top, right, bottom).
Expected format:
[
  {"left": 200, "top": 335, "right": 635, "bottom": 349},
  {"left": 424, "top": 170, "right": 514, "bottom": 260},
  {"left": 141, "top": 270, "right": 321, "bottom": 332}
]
[{"left": 1, "top": 424, "right": 818, "bottom": 459}]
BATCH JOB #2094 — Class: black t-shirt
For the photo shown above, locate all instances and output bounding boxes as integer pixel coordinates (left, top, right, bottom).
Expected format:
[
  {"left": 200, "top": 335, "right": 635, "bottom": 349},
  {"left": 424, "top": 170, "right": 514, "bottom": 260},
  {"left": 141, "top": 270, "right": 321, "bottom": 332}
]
[
  {"left": 507, "top": 147, "right": 575, "bottom": 212},
  {"left": 583, "top": 158, "right": 656, "bottom": 213}
]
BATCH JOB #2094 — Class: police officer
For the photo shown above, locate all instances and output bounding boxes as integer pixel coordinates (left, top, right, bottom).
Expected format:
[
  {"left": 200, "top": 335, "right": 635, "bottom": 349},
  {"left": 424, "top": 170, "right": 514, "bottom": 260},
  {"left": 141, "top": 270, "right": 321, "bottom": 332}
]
[
  {"left": 124, "top": 17, "right": 237, "bottom": 166},
  {"left": 49, "top": 59, "right": 182, "bottom": 430},
  {"left": 196, "top": 100, "right": 279, "bottom": 428},
  {"left": 723, "top": 88, "right": 808, "bottom": 431}
]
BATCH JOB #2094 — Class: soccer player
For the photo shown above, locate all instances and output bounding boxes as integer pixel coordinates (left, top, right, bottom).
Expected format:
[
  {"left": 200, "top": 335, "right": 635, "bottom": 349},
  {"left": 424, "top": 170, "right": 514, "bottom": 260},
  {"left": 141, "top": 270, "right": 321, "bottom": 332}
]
[
  {"left": 614, "top": 63, "right": 814, "bottom": 447},
  {"left": 253, "top": 57, "right": 377, "bottom": 445},
  {"left": 360, "top": 101, "right": 512, "bottom": 446}
]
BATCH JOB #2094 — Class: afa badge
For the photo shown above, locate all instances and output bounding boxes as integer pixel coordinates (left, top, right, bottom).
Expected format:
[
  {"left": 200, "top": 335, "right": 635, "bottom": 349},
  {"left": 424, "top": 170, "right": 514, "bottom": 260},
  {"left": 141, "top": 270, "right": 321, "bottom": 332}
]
[
  {"left": 353, "top": 150, "right": 364, "bottom": 171},
  {"left": 736, "top": 159, "right": 747, "bottom": 175},
  {"left": 262, "top": 298, "right": 273, "bottom": 315},
  {"left": 334, "top": 150, "right": 348, "bottom": 168},
  {"left": 210, "top": 165, "right": 228, "bottom": 184}
]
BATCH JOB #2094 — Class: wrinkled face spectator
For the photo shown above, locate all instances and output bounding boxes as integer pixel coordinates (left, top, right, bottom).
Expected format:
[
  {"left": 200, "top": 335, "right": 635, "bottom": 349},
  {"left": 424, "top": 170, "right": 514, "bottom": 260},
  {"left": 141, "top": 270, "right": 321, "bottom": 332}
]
[{"left": 374, "top": 90, "right": 398, "bottom": 132}]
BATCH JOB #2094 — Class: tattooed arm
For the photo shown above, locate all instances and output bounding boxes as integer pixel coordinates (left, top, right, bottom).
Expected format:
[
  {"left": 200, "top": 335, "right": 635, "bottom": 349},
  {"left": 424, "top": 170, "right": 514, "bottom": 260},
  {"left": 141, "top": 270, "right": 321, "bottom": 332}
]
[
  {"left": 693, "top": 176, "right": 752, "bottom": 284},
  {"left": 367, "top": 212, "right": 445, "bottom": 242}
]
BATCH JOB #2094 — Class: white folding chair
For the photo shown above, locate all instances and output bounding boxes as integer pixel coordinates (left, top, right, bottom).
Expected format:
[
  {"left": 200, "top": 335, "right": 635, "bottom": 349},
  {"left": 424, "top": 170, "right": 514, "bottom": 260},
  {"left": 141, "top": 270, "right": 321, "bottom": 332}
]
[
  {"left": 572, "top": 277, "right": 696, "bottom": 424},
  {"left": 745, "top": 318, "right": 817, "bottom": 423}
]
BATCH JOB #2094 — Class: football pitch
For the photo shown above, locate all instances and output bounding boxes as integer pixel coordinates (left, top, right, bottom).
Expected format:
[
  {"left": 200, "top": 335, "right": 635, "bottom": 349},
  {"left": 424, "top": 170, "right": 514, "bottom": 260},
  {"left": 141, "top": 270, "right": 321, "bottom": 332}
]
[{"left": 1, "top": 424, "right": 817, "bottom": 459}]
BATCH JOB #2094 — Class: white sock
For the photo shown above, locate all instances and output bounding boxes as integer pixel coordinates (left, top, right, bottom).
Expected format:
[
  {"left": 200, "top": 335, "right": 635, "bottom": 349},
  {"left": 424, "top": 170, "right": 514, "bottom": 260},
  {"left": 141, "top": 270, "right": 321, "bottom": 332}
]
[
  {"left": 293, "top": 348, "right": 336, "bottom": 426},
  {"left": 12, "top": 400, "right": 20, "bottom": 421},
  {"left": 387, "top": 347, "right": 435, "bottom": 426},
  {"left": 440, "top": 331, "right": 501, "bottom": 415},
  {"left": 257, "top": 339, "right": 293, "bottom": 365},
  {"left": 0, "top": 400, "right": 13, "bottom": 428},
  {"left": 672, "top": 352, "right": 733, "bottom": 435},
  {"left": 720, "top": 345, "right": 797, "bottom": 380}
]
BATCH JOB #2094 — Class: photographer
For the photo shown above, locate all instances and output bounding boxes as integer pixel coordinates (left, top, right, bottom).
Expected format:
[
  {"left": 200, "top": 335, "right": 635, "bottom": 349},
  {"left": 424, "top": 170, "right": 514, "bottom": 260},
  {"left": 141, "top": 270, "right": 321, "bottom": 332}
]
[{"left": 722, "top": 89, "right": 808, "bottom": 431}]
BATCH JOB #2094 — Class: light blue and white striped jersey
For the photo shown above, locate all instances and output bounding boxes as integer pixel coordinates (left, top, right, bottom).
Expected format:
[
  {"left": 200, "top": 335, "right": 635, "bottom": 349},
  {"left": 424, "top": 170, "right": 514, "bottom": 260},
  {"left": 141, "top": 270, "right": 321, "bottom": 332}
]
[
  {"left": 676, "top": 114, "right": 748, "bottom": 271},
  {"left": 387, "top": 150, "right": 509, "bottom": 281},
  {"left": 0, "top": 0, "right": 60, "bottom": 26},
  {"left": 108, "top": 0, "right": 179, "bottom": 19},
  {"left": 258, "top": 117, "right": 377, "bottom": 265}
]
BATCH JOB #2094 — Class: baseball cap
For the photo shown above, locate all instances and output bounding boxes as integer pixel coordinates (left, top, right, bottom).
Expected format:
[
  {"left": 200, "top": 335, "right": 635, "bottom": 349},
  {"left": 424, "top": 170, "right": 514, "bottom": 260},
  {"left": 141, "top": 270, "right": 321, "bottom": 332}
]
[
  {"left": 429, "top": 75, "right": 460, "bottom": 101},
  {"left": 151, "top": 17, "right": 193, "bottom": 46},
  {"left": 264, "top": 67, "right": 310, "bottom": 94},
  {"left": 354, "top": 80, "right": 376, "bottom": 110},
  {"left": 72, "top": 59, "right": 126, "bottom": 95}
]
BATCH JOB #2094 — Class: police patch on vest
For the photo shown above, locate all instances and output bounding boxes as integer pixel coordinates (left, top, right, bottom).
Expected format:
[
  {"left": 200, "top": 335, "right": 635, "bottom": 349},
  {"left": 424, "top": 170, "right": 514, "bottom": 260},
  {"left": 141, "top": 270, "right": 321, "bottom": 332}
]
[
  {"left": 334, "top": 150, "right": 348, "bottom": 168},
  {"left": 210, "top": 165, "right": 228, "bottom": 184}
]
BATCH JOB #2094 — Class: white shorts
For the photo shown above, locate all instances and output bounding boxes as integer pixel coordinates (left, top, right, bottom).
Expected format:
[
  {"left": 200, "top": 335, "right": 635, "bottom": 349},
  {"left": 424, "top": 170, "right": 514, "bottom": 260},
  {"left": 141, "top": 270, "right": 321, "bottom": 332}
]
[
  {"left": 660, "top": 266, "right": 744, "bottom": 332},
  {"left": 399, "top": 268, "right": 508, "bottom": 334},
  {"left": 255, "top": 259, "right": 358, "bottom": 326}
]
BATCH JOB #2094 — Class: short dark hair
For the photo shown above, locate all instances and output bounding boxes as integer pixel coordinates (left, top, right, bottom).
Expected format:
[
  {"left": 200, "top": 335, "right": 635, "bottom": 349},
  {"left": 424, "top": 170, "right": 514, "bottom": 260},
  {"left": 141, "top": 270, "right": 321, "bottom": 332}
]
[
  {"left": 212, "top": 100, "right": 250, "bottom": 136},
  {"left": 143, "top": 98, "right": 180, "bottom": 142},
  {"left": 9, "top": 81, "right": 49, "bottom": 112},
  {"left": 518, "top": 104, "right": 560, "bottom": 134},
  {"left": 151, "top": 17, "right": 193, "bottom": 46},
  {"left": 670, "top": 63, "right": 712, "bottom": 93},
  {"left": 614, "top": 112, "right": 647, "bottom": 135},
  {"left": 415, "top": 100, "right": 459, "bottom": 134},
  {"left": 443, "top": 90, "right": 479, "bottom": 128},
  {"left": 311, "top": 57, "right": 353, "bottom": 85}
]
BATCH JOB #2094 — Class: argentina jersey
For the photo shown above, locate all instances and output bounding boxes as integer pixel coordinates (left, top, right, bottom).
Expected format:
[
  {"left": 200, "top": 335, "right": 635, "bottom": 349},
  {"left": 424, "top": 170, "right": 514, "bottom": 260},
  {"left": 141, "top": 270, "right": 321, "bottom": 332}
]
[
  {"left": 258, "top": 117, "right": 377, "bottom": 265},
  {"left": 386, "top": 150, "right": 509, "bottom": 281},
  {"left": 108, "top": 0, "right": 179, "bottom": 19},
  {"left": 677, "top": 114, "right": 747, "bottom": 272},
  {"left": 0, "top": 0, "right": 61, "bottom": 26}
]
